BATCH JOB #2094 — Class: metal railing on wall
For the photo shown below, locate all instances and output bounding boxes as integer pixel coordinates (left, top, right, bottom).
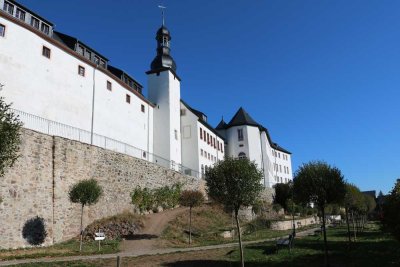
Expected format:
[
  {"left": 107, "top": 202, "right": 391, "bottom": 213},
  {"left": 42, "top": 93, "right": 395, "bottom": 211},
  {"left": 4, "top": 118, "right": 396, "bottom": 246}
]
[{"left": 11, "top": 108, "right": 201, "bottom": 179}]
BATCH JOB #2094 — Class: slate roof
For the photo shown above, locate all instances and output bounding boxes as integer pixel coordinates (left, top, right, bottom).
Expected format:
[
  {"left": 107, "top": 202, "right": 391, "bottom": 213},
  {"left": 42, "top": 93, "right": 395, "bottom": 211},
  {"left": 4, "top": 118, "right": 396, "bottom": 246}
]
[
  {"left": 181, "top": 100, "right": 225, "bottom": 140},
  {"left": 219, "top": 107, "right": 291, "bottom": 154},
  {"left": 53, "top": 31, "right": 109, "bottom": 61},
  {"left": 216, "top": 118, "right": 228, "bottom": 130}
]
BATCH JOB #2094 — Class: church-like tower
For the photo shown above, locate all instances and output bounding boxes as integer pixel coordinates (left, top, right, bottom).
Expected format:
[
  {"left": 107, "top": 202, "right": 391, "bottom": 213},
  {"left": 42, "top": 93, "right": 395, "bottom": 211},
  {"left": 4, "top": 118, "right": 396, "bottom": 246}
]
[{"left": 146, "top": 23, "right": 182, "bottom": 169}]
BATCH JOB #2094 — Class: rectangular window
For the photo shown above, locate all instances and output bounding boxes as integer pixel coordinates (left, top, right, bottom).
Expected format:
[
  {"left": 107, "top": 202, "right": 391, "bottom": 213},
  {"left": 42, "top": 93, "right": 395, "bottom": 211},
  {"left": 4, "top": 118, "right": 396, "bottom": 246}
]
[
  {"left": 207, "top": 133, "right": 210, "bottom": 144},
  {"left": 213, "top": 138, "right": 216, "bottom": 148},
  {"left": 3, "top": 1, "right": 14, "bottom": 15},
  {"left": 0, "top": 24, "right": 5, "bottom": 37},
  {"left": 200, "top": 128, "right": 203, "bottom": 139},
  {"left": 174, "top": 129, "right": 178, "bottom": 140},
  {"left": 78, "top": 65, "right": 85, "bottom": 76},
  {"left": 200, "top": 149, "right": 203, "bottom": 156},
  {"left": 42, "top": 46, "right": 51, "bottom": 58},
  {"left": 217, "top": 141, "right": 220, "bottom": 151},
  {"left": 141, "top": 104, "right": 145, "bottom": 113},
  {"left": 107, "top": 81, "right": 112, "bottom": 91},
  {"left": 41, "top": 23, "right": 50, "bottom": 35},
  {"left": 180, "top": 109, "right": 186, "bottom": 116},
  {"left": 15, "top": 8, "right": 25, "bottom": 21},
  {"left": 126, "top": 94, "right": 131, "bottom": 103},
  {"left": 30, "top": 17, "right": 40, "bottom": 29},
  {"left": 77, "top": 45, "right": 84, "bottom": 56},
  {"left": 238, "top": 129, "right": 244, "bottom": 141},
  {"left": 94, "top": 56, "right": 100, "bottom": 65},
  {"left": 85, "top": 50, "right": 92, "bottom": 60}
]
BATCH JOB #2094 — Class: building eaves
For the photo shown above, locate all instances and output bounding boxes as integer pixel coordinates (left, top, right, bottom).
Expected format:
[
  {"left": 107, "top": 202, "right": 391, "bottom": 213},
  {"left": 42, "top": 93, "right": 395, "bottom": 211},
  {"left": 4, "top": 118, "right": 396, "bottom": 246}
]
[
  {"left": 107, "top": 65, "right": 143, "bottom": 88},
  {"left": 7, "top": 0, "right": 54, "bottom": 26},
  {"left": 181, "top": 100, "right": 225, "bottom": 140}
]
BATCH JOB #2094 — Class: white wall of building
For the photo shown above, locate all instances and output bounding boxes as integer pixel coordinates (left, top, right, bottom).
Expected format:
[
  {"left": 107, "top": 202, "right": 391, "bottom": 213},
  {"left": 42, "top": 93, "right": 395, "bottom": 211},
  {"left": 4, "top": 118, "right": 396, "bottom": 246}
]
[
  {"left": 0, "top": 15, "right": 153, "bottom": 153},
  {"left": 180, "top": 102, "right": 199, "bottom": 173},
  {"left": 147, "top": 70, "right": 181, "bottom": 167}
]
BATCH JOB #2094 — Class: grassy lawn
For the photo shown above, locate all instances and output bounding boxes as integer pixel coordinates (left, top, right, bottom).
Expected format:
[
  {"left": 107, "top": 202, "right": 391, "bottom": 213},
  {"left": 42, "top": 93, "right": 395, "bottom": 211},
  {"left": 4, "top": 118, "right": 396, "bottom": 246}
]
[
  {"left": 15, "top": 221, "right": 398, "bottom": 266},
  {"left": 0, "top": 239, "right": 120, "bottom": 261},
  {"left": 162, "top": 204, "right": 316, "bottom": 247}
]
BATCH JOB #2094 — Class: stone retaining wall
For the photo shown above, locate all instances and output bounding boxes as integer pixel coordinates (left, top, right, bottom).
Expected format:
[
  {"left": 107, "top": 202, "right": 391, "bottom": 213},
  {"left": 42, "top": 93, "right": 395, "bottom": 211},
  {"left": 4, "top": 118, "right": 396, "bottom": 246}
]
[
  {"left": 0, "top": 129, "right": 205, "bottom": 249},
  {"left": 270, "top": 216, "right": 320, "bottom": 231}
]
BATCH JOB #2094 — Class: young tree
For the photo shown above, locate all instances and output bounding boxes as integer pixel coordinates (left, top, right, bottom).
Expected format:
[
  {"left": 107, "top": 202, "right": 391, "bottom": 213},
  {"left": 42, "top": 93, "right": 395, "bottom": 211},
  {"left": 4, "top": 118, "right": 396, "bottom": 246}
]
[
  {"left": 343, "top": 183, "right": 363, "bottom": 243},
  {"left": 273, "top": 182, "right": 292, "bottom": 212},
  {"left": 381, "top": 179, "right": 400, "bottom": 241},
  {"left": 293, "top": 161, "right": 346, "bottom": 267},
  {"left": 69, "top": 179, "right": 103, "bottom": 251},
  {"left": 179, "top": 190, "right": 205, "bottom": 245},
  {"left": 0, "top": 97, "right": 22, "bottom": 177},
  {"left": 205, "top": 157, "right": 263, "bottom": 267}
]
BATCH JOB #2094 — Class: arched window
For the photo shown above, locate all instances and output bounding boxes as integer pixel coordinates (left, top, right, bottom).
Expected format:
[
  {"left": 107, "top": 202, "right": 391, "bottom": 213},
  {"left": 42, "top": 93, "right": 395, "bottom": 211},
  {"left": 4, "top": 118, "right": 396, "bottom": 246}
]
[{"left": 238, "top": 152, "right": 246, "bottom": 159}]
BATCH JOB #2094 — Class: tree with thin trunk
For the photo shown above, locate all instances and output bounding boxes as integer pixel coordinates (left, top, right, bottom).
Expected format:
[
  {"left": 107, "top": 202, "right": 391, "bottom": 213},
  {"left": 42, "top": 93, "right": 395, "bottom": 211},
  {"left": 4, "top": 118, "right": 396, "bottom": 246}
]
[
  {"left": 0, "top": 97, "right": 22, "bottom": 178},
  {"left": 293, "top": 161, "right": 346, "bottom": 267},
  {"left": 69, "top": 179, "right": 102, "bottom": 252},
  {"left": 179, "top": 190, "right": 204, "bottom": 245},
  {"left": 205, "top": 157, "right": 263, "bottom": 267},
  {"left": 343, "top": 183, "right": 362, "bottom": 244}
]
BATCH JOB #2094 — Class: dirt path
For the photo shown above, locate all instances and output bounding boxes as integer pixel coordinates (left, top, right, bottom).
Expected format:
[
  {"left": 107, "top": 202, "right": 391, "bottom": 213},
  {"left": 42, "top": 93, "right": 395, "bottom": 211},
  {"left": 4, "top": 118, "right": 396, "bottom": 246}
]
[{"left": 120, "top": 207, "right": 187, "bottom": 253}]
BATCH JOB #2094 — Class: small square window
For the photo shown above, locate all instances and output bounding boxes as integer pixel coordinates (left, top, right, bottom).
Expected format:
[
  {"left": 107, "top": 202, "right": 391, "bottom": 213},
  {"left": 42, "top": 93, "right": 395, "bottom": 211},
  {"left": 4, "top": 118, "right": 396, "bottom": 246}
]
[
  {"left": 107, "top": 81, "right": 112, "bottom": 91},
  {"left": 141, "top": 104, "right": 145, "bottom": 113},
  {"left": 78, "top": 66, "right": 85, "bottom": 76},
  {"left": 0, "top": 24, "right": 5, "bottom": 37},
  {"left": 174, "top": 129, "right": 178, "bottom": 140},
  {"left": 126, "top": 94, "right": 131, "bottom": 103},
  {"left": 42, "top": 46, "right": 51, "bottom": 58}
]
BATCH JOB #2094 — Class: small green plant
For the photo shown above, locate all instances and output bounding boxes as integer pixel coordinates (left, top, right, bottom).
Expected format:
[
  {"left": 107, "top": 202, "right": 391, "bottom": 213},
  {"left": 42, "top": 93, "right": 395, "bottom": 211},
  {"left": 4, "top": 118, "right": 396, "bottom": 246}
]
[{"left": 131, "top": 183, "right": 183, "bottom": 212}]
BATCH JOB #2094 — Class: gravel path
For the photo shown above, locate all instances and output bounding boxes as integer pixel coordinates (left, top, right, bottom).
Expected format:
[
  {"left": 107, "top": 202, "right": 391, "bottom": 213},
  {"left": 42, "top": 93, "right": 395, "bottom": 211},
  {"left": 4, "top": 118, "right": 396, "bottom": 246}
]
[{"left": 120, "top": 207, "right": 187, "bottom": 253}]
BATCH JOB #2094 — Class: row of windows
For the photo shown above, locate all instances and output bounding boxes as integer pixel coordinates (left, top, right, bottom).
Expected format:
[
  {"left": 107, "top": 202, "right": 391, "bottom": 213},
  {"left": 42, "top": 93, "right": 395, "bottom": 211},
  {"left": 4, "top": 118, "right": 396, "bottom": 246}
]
[
  {"left": 3, "top": 1, "right": 50, "bottom": 35},
  {"left": 36, "top": 45, "right": 145, "bottom": 111},
  {"left": 273, "top": 163, "right": 290, "bottom": 174},
  {"left": 199, "top": 127, "right": 224, "bottom": 153},
  {"left": 275, "top": 176, "right": 291, "bottom": 184},
  {"left": 200, "top": 149, "right": 218, "bottom": 163},
  {"left": 76, "top": 44, "right": 106, "bottom": 68},
  {"left": 272, "top": 150, "right": 289, "bottom": 160}
]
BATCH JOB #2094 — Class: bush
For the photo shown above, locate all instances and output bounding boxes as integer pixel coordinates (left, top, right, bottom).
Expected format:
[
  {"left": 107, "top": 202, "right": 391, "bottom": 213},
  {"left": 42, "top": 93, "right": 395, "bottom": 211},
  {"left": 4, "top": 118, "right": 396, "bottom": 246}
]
[
  {"left": 84, "top": 212, "right": 144, "bottom": 240},
  {"left": 131, "top": 183, "right": 182, "bottom": 212},
  {"left": 22, "top": 216, "right": 47, "bottom": 246},
  {"left": 245, "top": 217, "right": 271, "bottom": 234}
]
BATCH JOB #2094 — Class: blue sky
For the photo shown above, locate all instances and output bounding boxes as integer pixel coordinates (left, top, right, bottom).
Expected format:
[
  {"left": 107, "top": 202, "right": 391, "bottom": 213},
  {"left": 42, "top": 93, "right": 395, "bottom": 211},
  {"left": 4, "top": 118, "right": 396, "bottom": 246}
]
[{"left": 18, "top": 0, "right": 399, "bottom": 194}]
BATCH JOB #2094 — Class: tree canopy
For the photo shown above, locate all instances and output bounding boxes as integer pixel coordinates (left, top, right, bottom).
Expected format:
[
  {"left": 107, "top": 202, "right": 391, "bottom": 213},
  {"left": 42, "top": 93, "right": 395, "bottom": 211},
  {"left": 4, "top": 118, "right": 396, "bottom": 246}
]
[
  {"left": 69, "top": 179, "right": 103, "bottom": 207},
  {"left": 273, "top": 182, "right": 292, "bottom": 212},
  {"left": 382, "top": 179, "right": 400, "bottom": 241},
  {"left": 0, "top": 97, "right": 22, "bottom": 177}
]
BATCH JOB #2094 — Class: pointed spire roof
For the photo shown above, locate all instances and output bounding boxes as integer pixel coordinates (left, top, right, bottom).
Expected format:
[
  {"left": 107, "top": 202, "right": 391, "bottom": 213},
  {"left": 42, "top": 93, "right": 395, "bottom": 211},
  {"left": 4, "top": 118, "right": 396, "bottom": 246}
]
[
  {"left": 216, "top": 118, "right": 228, "bottom": 130},
  {"left": 227, "top": 107, "right": 260, "bottom": 128}
]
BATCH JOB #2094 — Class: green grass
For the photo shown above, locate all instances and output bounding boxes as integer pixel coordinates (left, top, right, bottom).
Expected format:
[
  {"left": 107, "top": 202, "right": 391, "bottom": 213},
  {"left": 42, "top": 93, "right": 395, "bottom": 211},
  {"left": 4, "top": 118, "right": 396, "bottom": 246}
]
[{"left": 0, "top": 239, "right": 120, "bottom": 261}]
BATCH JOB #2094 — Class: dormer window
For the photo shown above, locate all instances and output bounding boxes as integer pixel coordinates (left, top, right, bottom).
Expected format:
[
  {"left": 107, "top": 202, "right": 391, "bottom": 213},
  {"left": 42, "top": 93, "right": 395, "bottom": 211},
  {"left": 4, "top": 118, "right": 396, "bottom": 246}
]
[
  {"left": 41, "top": 23, "right": 50, "bottom": 35},
  {"left": 30, "top": 17, "right": 39, "bottom": 29},
  {"left": 3, "top": 1, "right": 14, "bottom": 15},
  {"left": 16, "top": 8, "right": 25, "bottom": 21}
]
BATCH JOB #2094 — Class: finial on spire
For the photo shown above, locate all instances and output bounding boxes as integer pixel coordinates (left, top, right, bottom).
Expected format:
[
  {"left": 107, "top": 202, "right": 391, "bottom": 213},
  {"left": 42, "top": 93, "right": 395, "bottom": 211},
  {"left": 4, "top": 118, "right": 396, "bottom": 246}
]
[{"left": 158, "top": 5, "right": 166, "bottom": 26}]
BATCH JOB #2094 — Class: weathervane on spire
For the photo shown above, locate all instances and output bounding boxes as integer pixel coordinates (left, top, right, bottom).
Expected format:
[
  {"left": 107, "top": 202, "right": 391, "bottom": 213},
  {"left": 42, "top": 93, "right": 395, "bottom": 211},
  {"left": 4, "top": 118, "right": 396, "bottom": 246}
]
[{"left": 158, "top": 5, "right": 166, "bottom": 26}]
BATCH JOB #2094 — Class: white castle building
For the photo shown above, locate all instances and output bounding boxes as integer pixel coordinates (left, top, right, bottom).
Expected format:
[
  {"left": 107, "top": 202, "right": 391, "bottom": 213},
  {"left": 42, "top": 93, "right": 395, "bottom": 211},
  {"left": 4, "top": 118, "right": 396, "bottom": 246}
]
[{"left": 0, "top": 0, "right": 292, "bottom": 187}]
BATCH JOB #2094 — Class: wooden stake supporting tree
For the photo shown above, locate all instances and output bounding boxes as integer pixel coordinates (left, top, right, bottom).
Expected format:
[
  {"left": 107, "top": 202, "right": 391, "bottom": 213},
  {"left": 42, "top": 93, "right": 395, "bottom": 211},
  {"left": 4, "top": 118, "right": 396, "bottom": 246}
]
[{"left": 179, "top": 190, "right": 204, "bottom": 245}]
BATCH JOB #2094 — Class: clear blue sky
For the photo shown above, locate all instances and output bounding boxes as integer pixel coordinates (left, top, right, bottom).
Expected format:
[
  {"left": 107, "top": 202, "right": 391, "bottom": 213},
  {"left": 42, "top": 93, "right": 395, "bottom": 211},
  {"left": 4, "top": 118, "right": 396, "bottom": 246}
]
[{"left": 18, "top": 0, "right": 399, "bottom": 194}]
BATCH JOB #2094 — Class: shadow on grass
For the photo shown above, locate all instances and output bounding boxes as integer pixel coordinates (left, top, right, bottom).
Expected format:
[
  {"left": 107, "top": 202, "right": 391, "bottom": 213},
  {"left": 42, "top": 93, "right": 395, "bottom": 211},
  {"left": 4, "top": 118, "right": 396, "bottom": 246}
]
[{"left": 123, "top": 234, "right": 158, "bottom": 240}]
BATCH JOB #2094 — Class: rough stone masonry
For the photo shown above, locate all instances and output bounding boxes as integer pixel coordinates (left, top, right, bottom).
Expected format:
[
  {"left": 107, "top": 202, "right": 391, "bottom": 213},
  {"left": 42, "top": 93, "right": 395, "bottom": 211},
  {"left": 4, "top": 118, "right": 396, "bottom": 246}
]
[{"left": 0, "top": 129, "right": 205, "bottom": 249}]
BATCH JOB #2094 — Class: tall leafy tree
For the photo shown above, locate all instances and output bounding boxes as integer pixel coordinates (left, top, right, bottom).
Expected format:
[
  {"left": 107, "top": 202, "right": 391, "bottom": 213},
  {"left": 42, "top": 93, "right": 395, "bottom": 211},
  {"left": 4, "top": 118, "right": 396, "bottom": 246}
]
[
  {"left": 69, "top": 179, "right": 103, "bottom": 251},
  {"left": 293, "top": 161, "right": 346, "bottom": 267},
  {"left": 179, "top": 190, "right": 204, "bottom": 245},
  {"left": 273, "top": 182, "right": 292, "bottom": 212},
  {"left": 381, "top": 179, "right": 400, "bottom": 241},
  {"left": 205, "top": 157, "right": 263, "bottom": 267},
  {"left": 0, "top": 97, "right": 22, "bottom": 177}
]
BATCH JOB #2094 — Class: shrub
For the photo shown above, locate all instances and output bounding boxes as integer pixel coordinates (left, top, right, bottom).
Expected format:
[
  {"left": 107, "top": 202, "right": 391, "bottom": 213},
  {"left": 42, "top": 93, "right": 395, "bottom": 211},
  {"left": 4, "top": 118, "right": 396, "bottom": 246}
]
[
  {"left": 22, "top": 216, "right": 47, "bottom": 246},
  {"left": 245, "top": 217, "right": 271, "bottom": 234},
  {"left": 131, "top": 183, "right": 182, "bottom": 212}
]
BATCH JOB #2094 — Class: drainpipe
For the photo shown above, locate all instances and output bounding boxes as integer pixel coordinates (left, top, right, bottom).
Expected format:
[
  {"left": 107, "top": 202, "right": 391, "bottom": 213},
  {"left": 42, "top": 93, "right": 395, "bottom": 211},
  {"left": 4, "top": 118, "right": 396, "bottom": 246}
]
[
  {"left": 90, "top": 64, "right": 98, "bottom": 145},
  {"left": 259, "top": 131, "right": 266, "bottom": 186}
]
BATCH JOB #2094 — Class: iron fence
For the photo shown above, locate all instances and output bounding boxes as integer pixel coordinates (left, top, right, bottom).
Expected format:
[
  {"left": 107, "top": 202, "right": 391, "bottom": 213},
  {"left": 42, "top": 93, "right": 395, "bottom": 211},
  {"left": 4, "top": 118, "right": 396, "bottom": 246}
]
[{"left": 11, "top": 108, "right": 201, "bottom": 179}]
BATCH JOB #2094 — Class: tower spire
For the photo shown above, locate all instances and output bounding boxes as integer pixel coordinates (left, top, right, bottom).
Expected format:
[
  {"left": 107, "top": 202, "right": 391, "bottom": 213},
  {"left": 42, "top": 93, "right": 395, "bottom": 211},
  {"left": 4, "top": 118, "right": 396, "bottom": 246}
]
[{"left": 158, "top": 5, "right": 166, "bottom": 26}]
